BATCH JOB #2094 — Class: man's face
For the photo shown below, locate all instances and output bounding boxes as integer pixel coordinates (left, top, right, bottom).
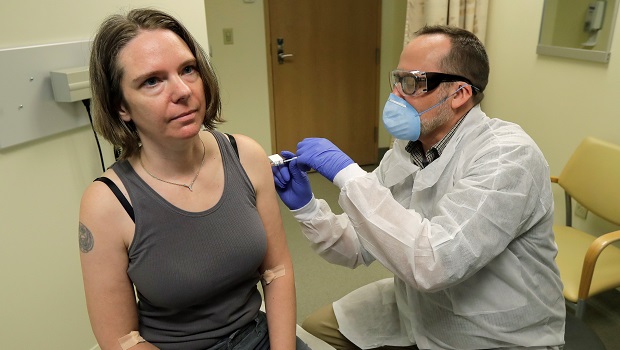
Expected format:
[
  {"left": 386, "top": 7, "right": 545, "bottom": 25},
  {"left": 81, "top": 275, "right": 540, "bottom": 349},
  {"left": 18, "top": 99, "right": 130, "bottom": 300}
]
[
  {"left": 394, "top": 34, "right": 459, "bottom": 143},
  {"left": 419, "top": 85, "right": 453, "bottom": 136}
]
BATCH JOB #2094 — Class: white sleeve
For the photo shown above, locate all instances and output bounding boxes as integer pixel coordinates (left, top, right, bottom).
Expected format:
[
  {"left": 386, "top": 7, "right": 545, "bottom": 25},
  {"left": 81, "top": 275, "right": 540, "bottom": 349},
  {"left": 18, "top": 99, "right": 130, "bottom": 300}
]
[
  {"left": 292, "top": 198, "right": 375, "bottom": 269},
  {"left": 288, "top": 163, "right": 374, "bottom": 268}
]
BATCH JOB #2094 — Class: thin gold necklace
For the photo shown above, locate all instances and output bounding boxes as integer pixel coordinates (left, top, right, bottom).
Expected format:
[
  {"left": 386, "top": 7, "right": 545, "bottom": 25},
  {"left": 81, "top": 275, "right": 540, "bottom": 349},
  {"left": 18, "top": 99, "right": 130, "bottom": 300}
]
[{"left": 140, "top": 138, "right": 206, "bottom": 192}]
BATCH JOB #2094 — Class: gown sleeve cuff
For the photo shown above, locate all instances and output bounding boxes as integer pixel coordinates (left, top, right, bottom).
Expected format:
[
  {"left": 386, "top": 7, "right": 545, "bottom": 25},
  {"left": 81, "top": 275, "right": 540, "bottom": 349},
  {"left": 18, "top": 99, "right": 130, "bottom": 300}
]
[
  {"left": 333, "top": 163, "right": 368, "bottom": 189},
  {"left": 291, "top": 195, "right": 320, "bottom": 221}
]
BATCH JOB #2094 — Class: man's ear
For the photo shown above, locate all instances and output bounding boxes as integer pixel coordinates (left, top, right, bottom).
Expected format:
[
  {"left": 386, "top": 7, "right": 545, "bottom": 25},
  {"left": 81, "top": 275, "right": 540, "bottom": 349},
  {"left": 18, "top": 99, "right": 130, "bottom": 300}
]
[{"left": 451, "top": 84, "right": 473, "bottom": 109}]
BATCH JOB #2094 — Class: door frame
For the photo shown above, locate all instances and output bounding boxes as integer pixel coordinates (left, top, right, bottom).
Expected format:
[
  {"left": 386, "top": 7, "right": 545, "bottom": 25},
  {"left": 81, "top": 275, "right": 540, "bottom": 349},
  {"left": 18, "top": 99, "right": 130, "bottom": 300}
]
[{"left": 263, "top": 0, "right": 277, "bottom": 154}]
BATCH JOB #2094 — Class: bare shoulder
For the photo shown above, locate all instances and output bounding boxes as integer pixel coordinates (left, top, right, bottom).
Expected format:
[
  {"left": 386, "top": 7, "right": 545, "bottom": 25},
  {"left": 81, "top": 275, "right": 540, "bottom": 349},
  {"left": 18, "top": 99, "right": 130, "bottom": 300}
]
[
  {"left": 227, "top": 133, "right": 269, "bottom": 161},
  {"left": 226, "top": 133, "right": 271, "bottom": 170},
  {"left": 79, "top": 169, "right": 133, "bottom": 250},
  {"left": 225, "top": 133, "right": 272, "bottom": 189},
  {"left": 80, "top": 170, "right": 128, "bottom": 215}
]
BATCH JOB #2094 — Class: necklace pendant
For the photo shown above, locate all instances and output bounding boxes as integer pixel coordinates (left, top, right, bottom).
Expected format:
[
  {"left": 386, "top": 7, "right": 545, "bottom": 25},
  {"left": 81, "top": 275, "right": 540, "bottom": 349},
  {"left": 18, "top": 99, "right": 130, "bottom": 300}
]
[{"left": 140, "top": 137, "right": 206, "bottom": 193}]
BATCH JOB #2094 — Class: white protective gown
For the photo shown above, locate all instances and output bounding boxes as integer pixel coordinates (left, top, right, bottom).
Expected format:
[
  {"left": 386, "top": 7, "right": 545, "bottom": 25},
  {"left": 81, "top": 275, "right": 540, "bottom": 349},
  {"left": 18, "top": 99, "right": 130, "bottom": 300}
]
[{"left": 292, "top": 106, "right": 565, "bottom": 349}]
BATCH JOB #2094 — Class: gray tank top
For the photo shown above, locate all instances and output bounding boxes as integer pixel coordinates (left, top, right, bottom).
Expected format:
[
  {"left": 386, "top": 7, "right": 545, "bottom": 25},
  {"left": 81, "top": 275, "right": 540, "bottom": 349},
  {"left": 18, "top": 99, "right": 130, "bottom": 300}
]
[{"left": 112, "top": 131, "right": 267, "bottom": 349}]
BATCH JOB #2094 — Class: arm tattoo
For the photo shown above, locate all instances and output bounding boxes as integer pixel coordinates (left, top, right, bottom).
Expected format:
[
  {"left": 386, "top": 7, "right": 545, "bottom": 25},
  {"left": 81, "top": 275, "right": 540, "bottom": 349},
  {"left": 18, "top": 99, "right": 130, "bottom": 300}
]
[{"left": 79, "top": 222, "right": 94, "bottom": 253}]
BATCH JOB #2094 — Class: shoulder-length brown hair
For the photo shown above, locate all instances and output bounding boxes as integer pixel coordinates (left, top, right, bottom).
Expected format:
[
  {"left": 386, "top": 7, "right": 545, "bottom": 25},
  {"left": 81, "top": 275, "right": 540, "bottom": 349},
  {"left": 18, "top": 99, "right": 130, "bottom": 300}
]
[{"left": 90, "top": 8, "right": 223, "bottom": 159}]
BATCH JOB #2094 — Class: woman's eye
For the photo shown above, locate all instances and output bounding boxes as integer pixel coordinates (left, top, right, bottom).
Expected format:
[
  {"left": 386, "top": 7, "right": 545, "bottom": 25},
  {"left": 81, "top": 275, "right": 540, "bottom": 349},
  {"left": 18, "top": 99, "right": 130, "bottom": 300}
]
[
  {"left": 183, "top": 65, "right": 196, "bottom": 74},
  {"left": 143, "top": 77, "right": 159, "bottom": 87}
]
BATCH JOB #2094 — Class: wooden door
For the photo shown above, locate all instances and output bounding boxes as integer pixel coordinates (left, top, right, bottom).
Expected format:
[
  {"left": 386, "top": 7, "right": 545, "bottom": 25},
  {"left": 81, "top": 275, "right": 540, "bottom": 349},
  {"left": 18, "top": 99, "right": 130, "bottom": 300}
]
[{"left": 265, "top": 0, "right": 381, "bottom": 165}]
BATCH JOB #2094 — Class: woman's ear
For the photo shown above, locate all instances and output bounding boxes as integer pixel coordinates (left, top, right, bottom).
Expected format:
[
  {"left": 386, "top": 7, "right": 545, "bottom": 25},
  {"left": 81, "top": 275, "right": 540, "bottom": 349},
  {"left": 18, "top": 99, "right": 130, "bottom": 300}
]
[
  {"left": 119, "top": 104, "right": 131, "bottom": 122},
  {"left": 451, "top": 84, "right": 473, "bottom": 109}
]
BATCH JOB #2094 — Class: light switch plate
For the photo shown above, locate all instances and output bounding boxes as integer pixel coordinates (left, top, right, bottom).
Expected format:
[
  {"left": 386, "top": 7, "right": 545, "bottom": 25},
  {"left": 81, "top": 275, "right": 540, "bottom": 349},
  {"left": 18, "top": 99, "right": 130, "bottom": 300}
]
[{"left": 223, "top": 28, "right": 234, "bottom": 45}]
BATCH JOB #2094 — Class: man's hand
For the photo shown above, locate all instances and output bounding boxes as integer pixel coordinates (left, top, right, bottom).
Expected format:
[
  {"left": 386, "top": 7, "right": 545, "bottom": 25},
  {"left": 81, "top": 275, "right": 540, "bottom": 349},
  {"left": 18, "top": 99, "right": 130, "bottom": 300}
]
[
  {"left": 272, "top": 151, "right": 313, "bottom": 210},
  {"left": 296, "top": 138, "right": 354, "bottom": 182}
]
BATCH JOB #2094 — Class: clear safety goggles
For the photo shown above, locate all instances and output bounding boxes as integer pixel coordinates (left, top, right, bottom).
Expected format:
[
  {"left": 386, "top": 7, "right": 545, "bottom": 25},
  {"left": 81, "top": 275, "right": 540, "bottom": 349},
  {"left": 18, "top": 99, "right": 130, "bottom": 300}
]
[{"left": 389, "top": 70, "right": 480, "bottom": 96}]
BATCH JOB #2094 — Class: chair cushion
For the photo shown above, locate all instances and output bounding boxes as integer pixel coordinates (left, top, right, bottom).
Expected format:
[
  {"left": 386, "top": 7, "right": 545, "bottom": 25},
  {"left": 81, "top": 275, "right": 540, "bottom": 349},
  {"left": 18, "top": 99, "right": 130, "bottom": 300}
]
[{"left": 555, "top": 225, "right": 620, "bottom": 301}]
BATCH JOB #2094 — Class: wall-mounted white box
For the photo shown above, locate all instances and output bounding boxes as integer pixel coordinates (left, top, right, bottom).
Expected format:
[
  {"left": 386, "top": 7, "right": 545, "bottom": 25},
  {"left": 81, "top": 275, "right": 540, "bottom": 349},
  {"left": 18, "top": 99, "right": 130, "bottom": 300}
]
[{"left": 50, "top": 66, "right": 90, "bottom": 103}]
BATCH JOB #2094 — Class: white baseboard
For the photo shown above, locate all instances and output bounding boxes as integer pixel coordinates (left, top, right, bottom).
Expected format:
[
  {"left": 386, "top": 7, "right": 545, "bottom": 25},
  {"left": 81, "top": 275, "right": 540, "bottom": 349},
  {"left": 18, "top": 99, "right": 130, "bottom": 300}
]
[{"left": 89, "top": 344, "right": 100, "bottom": 350}]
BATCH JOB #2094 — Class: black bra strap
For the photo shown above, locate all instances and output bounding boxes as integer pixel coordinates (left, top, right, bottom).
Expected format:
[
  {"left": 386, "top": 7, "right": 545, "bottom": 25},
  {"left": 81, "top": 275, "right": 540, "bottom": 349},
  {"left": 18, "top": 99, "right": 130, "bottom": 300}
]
[
  {"left": 94, "top": 177, "right": 135, "bottom": 223},
  {"left": 225, "top": 133, "right": 240, "bottom": 158}
]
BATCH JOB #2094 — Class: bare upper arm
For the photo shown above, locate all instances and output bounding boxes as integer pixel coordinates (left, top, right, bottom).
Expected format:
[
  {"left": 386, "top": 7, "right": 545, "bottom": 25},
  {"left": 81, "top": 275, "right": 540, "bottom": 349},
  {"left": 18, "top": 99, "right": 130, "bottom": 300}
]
[
  {"left": 79, "top": 175, "right": 141, "bottom": 348},
  {"left": 228, "top": 134, "right": 293, "bottom": 271}
]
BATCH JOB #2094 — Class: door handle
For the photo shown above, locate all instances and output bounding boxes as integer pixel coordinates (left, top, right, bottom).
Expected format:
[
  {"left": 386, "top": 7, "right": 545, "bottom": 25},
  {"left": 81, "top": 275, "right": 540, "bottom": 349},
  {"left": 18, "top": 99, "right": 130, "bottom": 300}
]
[
  {"left": 276, "top": 37, "right": 293, "bottom": 64},
  {"left": 278, "top": 52, "right": 293, "bottom": 63}
]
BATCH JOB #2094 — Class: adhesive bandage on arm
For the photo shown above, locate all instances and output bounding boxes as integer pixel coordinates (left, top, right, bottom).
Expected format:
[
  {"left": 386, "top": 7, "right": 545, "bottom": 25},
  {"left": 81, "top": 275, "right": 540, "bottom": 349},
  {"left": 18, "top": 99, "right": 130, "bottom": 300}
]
[
  {"left": 118, "top": 331, "right": 146, "bottom": 350},
  {"left": 262, "top": 265, "right": 286, "bottom": 285}
]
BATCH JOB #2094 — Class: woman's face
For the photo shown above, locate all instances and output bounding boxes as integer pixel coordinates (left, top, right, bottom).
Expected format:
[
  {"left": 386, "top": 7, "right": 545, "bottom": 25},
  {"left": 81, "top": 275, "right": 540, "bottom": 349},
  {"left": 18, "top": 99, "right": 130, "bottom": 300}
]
[{"left": 117, "top": 29, "right": 206, "bottom": 144}]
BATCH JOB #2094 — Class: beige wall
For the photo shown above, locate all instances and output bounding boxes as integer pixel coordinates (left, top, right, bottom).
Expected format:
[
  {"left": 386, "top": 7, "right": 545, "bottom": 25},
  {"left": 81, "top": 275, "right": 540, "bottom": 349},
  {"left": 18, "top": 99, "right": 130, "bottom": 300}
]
[
  {"left": 0, "top": 1, "right": 207, "bottom": 349},
  {"left": 204, "top": 0, "right": 273, "bottom": 152},
  {"left": 379, "top": 1, "right": 409, "bottom": 148},
  {"left": 1, "top": 1, "right": 619, "bottom": 349}
]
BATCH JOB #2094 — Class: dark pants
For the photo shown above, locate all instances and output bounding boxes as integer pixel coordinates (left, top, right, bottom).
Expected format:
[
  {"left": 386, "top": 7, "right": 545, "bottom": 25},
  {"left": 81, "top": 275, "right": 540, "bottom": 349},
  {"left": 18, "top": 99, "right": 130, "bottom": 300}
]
[{"left": 212, "top": 311, "right": 311, "bottom": 350}]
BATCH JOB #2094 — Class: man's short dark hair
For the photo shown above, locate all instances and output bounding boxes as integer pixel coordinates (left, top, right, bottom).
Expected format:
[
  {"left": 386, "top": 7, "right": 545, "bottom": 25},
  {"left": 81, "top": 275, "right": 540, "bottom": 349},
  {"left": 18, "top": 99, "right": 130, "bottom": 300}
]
[{"left": 415, "top": 25, "right": 489, "bottom": 104}]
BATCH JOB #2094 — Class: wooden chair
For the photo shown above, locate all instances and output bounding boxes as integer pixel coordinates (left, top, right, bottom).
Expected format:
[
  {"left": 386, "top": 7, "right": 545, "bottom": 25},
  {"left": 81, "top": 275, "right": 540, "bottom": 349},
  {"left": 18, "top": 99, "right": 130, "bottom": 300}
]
[{"left": 551, "top": 137, "right": 620, "bottom": 319}]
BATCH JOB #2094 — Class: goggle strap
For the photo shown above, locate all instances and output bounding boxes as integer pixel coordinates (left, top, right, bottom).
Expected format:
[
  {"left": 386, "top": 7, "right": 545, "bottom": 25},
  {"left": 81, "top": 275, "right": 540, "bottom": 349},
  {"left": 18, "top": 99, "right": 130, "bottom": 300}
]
[{"left": 418, "top": 85, "right": 467, "bottom": 115}]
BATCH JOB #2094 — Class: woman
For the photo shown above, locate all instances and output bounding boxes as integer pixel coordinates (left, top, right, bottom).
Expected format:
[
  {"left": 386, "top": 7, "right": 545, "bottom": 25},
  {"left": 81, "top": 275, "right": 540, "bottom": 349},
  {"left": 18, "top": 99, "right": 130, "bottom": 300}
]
[{"left": 79, "top": 8, "right": 308, "bottom": 350}]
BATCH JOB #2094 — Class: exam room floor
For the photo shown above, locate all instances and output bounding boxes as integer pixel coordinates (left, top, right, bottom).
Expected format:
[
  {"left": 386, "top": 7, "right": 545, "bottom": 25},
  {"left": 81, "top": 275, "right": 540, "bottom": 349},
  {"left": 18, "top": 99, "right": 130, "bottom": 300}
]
[{"left": 283, "top": 166, "right": 620, "bottom": 350}]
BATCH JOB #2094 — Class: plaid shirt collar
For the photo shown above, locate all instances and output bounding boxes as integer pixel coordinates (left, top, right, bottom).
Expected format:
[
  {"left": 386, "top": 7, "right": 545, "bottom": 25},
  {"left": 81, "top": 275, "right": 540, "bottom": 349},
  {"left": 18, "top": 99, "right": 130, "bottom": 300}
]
[{"left": 405, "top": 115, "right": 467, "bottom": 168}]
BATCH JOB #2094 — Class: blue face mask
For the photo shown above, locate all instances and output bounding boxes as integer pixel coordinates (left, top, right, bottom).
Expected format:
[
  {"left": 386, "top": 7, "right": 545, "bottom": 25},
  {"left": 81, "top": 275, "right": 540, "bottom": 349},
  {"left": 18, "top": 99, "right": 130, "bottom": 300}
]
[
  {"left": 382, "top": 87, "right": 466, "bottom": 141},
  {"left": 382, "top": 93, "right": 421, "bottom": 141}
]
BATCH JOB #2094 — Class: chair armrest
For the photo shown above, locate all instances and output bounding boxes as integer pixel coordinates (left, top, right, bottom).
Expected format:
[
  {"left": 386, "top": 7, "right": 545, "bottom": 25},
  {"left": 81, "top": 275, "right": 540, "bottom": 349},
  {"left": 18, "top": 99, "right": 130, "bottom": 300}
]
[{"left": 579, "top": 229, "right": 620, "bottom": 299}]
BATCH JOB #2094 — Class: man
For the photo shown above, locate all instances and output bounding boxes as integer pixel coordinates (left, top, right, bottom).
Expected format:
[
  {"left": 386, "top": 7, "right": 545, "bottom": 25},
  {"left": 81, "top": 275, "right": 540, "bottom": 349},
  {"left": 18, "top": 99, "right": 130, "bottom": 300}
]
[{"left": 273, "top": 25, "right": 565, "bottom": 350}]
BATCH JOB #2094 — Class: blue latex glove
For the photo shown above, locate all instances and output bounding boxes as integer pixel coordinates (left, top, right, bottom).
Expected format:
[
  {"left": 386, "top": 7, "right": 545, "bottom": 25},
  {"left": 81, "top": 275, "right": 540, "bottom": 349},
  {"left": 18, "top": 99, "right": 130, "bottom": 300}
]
[
  {"left": 296, "top": 138, "right": 354, "bottom": 182},
  {"left": 272, "top": 151, "right": 313, "bottom": 210}
]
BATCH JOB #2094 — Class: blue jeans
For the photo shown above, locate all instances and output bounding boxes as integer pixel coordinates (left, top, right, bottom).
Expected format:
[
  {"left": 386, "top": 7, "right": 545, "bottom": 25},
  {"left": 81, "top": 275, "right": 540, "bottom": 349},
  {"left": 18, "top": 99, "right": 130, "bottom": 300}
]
[{"left": 212, "top": 311, "right": 311, "bottom": 350}]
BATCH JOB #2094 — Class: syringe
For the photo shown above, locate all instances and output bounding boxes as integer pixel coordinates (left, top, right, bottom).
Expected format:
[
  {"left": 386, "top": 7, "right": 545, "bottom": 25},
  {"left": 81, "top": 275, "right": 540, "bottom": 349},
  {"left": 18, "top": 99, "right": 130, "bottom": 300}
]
[{"left": 268, "top": 154, "right": 297, "bottom": 166}]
